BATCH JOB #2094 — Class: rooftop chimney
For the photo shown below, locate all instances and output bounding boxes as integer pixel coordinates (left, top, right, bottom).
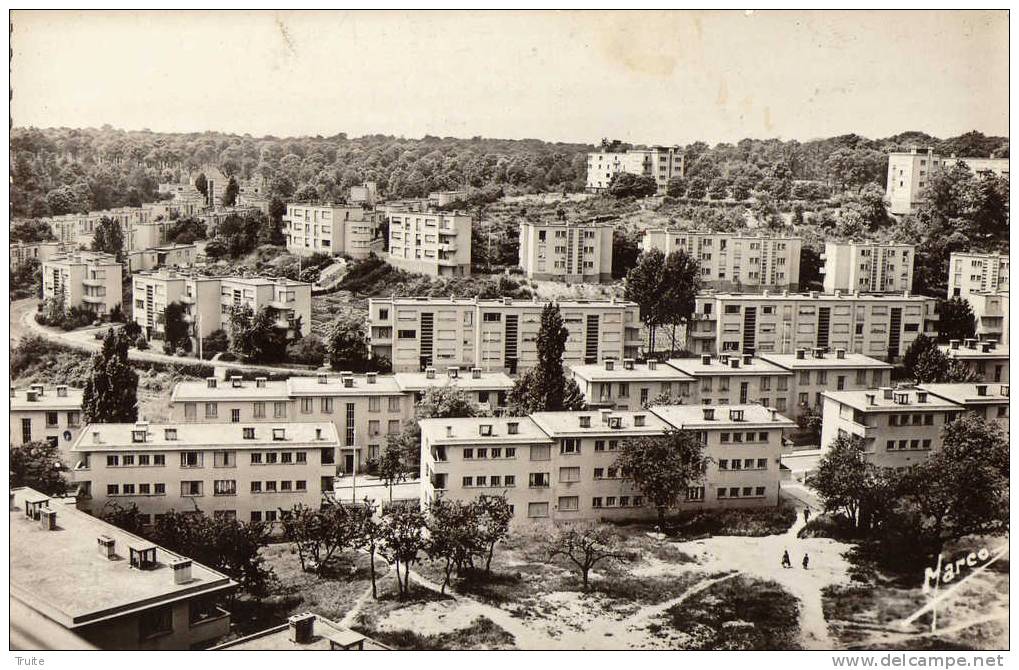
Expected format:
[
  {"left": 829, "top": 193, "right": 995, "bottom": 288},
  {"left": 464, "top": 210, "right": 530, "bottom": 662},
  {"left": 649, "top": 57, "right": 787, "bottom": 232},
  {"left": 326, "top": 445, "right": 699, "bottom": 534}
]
[
  {"left": 976, "top": 384, "right": 988, "bottom": 397},
  {"left": 702, "top": 408, "right": 715, "bottom": 421},
  {"left": 795, "top": 348, "right": 806, "bottom": 360},
  {"left": 39, "top": 508, "right": 57, "bottom": 531},
  {"left": 623, "top": 358, "right": 635, "bottom": 371},
  {"left": 343, "top": 377, "right": 354, "bottom": 388},
  {"left": 604, "top": 360, "right": 615, "bottom": 371},
  {"left": 836, "top": 349, "right": 846, "bottom": 359},
  {"left": 701, "top": 354, "right": 712, "bottom": 365},
  {"left": 579, "top": 415, "right": 591, "bottom": 428},
  {"left": 950, "top": 339, "right": 960, "bottom": 350},
  {"left": 256, "top": 377, "right": 267, "bottom": 388},
  {"left": 206, "top": 377, "right": 217, "bottom": 389},
  {"left": 881, "top": 387, "right": 893, "bottom": 400},
  {"left": 171, "top": 558, "right": 193, "bottom": 584},
  {"left": 445, "top": 425, "right": 454, "bottom": 438},
  {"left": 367, "top": 372, "right": 377, "bottom": 384},
  {"left": 56, "top": 385, "right": 68, "bottom": 397},
  {"left": 231, "top": 375, "right": 243, "bottom": 388},
  {"left": 425, "top": 367, "right": 436, "bottom": 380},
  {"left": 317, "top": 373, "right": 328, "bottom": 384},
  {"left": 315, "top": 427, "right": 322, "bottom": 440},
  {"left": 98, "top": 535, "right": 116, "bottom": 559},
  {"left": 647, "top": 360, "right": 658, "bottom": 371},
  {"left": 768, "top": 408, "right": 778, "bottom": 421},
  {"left": 742, "top": 354, "right": 752, "bottom": 366},
  {"left": 729, "top": 358, "right": 740, "bottom": 369},
  {"left": 288, "top": 613, "right": 316, "bottom": 644},
  {"left": 865, "top": 393, "right": 876, "bottom": 406},
  {"left": 471, "top": 367, "right": 482, "bottom": 379},
  {"left": 916, "top": 391, "right": 928, "bottom": 403},
  {"left": 447, "top": 367, "right": 459, "bottom": 379}
]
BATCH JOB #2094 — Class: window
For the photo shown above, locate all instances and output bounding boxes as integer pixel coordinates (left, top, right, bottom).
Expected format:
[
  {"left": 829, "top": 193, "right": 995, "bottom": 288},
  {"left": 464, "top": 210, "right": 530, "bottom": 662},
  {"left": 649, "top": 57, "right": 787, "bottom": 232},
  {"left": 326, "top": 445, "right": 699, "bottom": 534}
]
[
  {"left": 281, "top": 480, "right": 293, "bottom": 491},
  {"left": 138, "top": 454, "right": 150, "bottom": 466},
  {"left": 463, "top": 448, "right": 474, "bottom": 459},
  {"left": 687, "top": 487, "right": 704, "bottom": 501},
  {"left": 205, "top": 402, "right": 218, "bottom": 419},
  {"left": 181, "top": 481, "right": 202, "bottom": 496},
  {"left": 321, "top": 448, "right": 335, "bottom": 465},
  {"left": 301, "top": 398, "right": 313, "bottom": 414},
  {"left": 527, "top": 502, "right": 549, "bottom": 518},
  {"left": 718, "top": 459, "right": 729, "bottom": 470},
  {"left": 46, "top": 411, "right": 58, "bottom": 427},
  {"left": 529, "top": 472, "right": 550, "bottom": 488},
  {"left": 281, "top": 452, "right": 293, "bottom": 464},
  {"left": 214, "top": 451, "right": 235, "bottom": 467},
  {"left": 504, "top": 475, "right": 516, "bottom": 487},
  {"left": 251, "top": 481, "right": 262, "bottom": 493},
  {"left": 296, "top": 451, "right": 307, "bottom": 464},
  {"left": 273, "top": 402, "right": 287, "bottom": 419},
  {"left": 184, "top": 402, "right": 196, "bottom": 420},
  {"left": 265, "top": 481, "right": 277, "bottom": 492},
  {"left": 231, "top": 408, "right": 240, "bottom": 423},
  {"left": 558, "top": 496, "right": 579, "bottom": 511},
  {"left": 594, "top": 440, "right": 605, "bottom": 452},
  {"left": 592, "top": 497, "right": 603, "bottom": 508},
  {"left": 107, "top": 484, "right": 119, "bottom": 496},
  {"left": 559, "top": 467, "right": 581, "bottom": 482},
  {"left": 180, "top": 451, "right": 202, "bottom": 468},
  {"left": 250, "top": 511, "right": 262, "bottom": 523},
  {"left": 266, "top": 452, "right": 279, "bottom": 464},
  {"left": 560, "top": 439, "right": 580, "bottom": 455},
  {"left": 253, "top": 402, "right": 266, "bottom": 418},
  {"left": 296, "top": 480, "right": 307, "bottom": 491},
  {"left": 530, "top": 445, "right": 551, "bottom": 461},
  {"left": 388, "top": 397, "right": 402, "bottom": 412},
  {"left": 214, "top": 480, "right": 236, "bottom": 496},
  {"left": 369, "top": 397, "right": 381, "bottom": 412},
  {"left": 398, "top": 329, "right": 417, "bottom": 339},
  {"left": 139, "top": 606, "right": 173, "bottom": 640}
]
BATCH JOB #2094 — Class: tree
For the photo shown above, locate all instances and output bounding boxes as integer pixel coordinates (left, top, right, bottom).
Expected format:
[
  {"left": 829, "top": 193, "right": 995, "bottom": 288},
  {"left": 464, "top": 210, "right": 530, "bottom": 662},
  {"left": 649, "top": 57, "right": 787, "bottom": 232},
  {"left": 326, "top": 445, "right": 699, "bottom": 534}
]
[
  {"left": 379, "top": 505, "right": 427, "bottom": 597},
  {"left": 349, "top": 500, "right": 383, "bottom": 598},
  {"left": 708, "top": 177, "right": 729, "bottom": 200},
  {"left": 665, "top": 176, "right": 687, "bottom": 198},
  {"left": 506, "top": 302, "right": 586, "bottom": 415},
  {"left": 194, "top": 173, "right": 208, "bottom": 199},
  {"left": 162, "top": 302, "right": 190, "bottom": 354},
  {"left": 900, "top": 414, "right": 1009, "bottom": 552},
  {"left": 10, "top": 441, "right": 69, "bottom": 496},
  {"left": 625, "top": 248, "right": 666, "bottom": 352},
  {"left": 222, "top": 176, "right": 239, "bottom": 206},
  {"left": 545, "top": 522, "right": 628, "bottom": 590},
  {"left": 326, "top": 310, "right": 373, "bottom": 371},
  {"left": 82, "top": 329, "right": 138, "bottom": 424},
  {"left": 100, "top": 501, "right": 147, "bottom": 535},
  {"left": 377, "top": 447, "right": 408, "bottom": 502},
  {"left": 798, "top": 246, "right": 824, "bottom": 290},
  {"left": 286, "top": 334, "right": 327, "bottom": 366},
  {"left": 937, "top": 297, "right": 976, "bottom": 342},
  {"left": 614, "top": 429, "right": 709, "bottom": 526},
  {"left": 607, "top": 172, "right": 657, "bottom": 199},
  {"left": 228, "top": 304, "right": 287, "bottom": 363},
  {"left": 795, "top": 406, "right": 823, "bottom": 442},
  {"left": 426, "top": 498, "right": 482, "bottom": 593},
  {"left": 611, "top": 229, "right": 641, "bottom": 279},
  {"left": 911, "top": 347, "right": 978, "bottom": 384},
  {"left": 202, "top": 329, "right": 230, "bottom": 356},
  {"left": 475, "top": 495, "right": 513, "bottom": 574},
  {"left": 91, "top": 216, "right": 125, "bottom": 258},
  {"left": 809, "top": 434, "right": 881, "bottom": 528},
  {"left": 685, "top": 176, "right": 708, "bottom": 200},
  {"left": 659, "top": 250, "right": 702, "bottom": 352},
  {"left": 279, "top": 503, "right": 359, "bottom": 572},
  {"left": 903, "top": 333, "right": 938, "bottom": 379},
  {"left": 417, "top": 384, "right": 482, "bottom": 419}
]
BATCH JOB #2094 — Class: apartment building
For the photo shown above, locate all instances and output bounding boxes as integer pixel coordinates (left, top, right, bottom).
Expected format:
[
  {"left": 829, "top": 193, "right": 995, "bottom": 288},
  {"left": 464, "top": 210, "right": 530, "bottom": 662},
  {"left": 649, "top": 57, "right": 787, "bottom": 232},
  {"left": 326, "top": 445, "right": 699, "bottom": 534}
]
[
  {"left": 649, "top": 404, "right": 793, "bottom": 508},
  {"left": 822, "top": 242, "right": 915, "bottom": 294},
  {"left": 367, "top": 297, "right": 643, "bottom": 373},
  {"left": 283, "top": 203, "right": 380, "bottom": 259},
  {"left": 586, "top": 146, "right": 685, "bottom": 193},
  {"left": 394, "top": 366, "right": 514, "bottom": 414},
  {"left": 966, "top": 291, "right": 1009, "bottom": 345},
  {"left": 759, "top": 348, "right": 893, "bottom": 421},
  {"left": 42, "top": 205, "right": 179, "bottom": 252},
  {"left": 10, "top": 384, "right": 84, "bottom": 463},
  {"left": 948, "top": 252, "right": 1009, "bottom": 299},
  {"left": 42, "top": 250, "right": 123, "bottom": 316},
  {"left": 212, "top": 612, "right": 388, "bottom": 651},
  {"left": 132, "top": 270, "right": 311, "bottom": 347},
  {"left": 71, "top": 421, "right": 340, "bottom": 525},
  {"left": 820, "top": 387, "right": 962, "bottom": 470},
  {"left": 420, "top": 405, "right": 793, "bottom": 522},
  {"left": 668, "top": 354, "right": 794, "bottom": 415},
  {"left": 518, "top": 221, "right": 613, "bottom": 283},
  {"left": 920, "top": 382, "right": 1010, "bottom": 438},
  {"left": 941, "top": 339, "right": 1009, "bottom": 383},
  {"left": 429, "top": 190, "right": 469, "bottom": 207},
  {"left": 10, "top": 240, "right": 68, "bottom": 271},
  {"left": 641, "top": 230, "right": 801, "bottom": 292},
  {"left": 570, "top": 358, "right": 693, "bottom": 411},
  {"left": 687, "top": 291, "right": 939, "bottom": 361},
  {"left": 169, "top": 373, "right": 414, "bottom": 475},
  {"left": 387, "top": 209, "right": 472, "bottom": 276},
  {"left": 10, "top": 487, "right": 235, "bottom": 650},
  {"left": 125, "top": 242, "right": 197, "bottom": 273},
  {"left": 886, "top": 148, "right": 1010, "bottom": 215},
  {"left": 349, "top": 181, "right": 379, "bottom": 206}
]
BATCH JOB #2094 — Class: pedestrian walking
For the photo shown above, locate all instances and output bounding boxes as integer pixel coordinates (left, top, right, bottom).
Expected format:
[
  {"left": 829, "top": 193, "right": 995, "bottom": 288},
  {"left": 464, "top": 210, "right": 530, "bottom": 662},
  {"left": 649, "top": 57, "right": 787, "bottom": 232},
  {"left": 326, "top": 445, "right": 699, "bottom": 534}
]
[
  {"left": 782, "top": 550, "right": 791, "bottom": 568},
  {"left": 803, "top": 508, "right": 811, "bottom": 523},
  {"left": 802, "top": 554, "right": 810, "bottom": 570}
]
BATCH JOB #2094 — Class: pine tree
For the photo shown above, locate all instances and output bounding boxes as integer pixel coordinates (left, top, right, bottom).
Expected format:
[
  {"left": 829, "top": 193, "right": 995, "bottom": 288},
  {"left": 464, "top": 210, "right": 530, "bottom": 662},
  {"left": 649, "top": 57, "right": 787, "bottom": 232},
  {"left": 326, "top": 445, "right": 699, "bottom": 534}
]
[
  {"left": 223, "top": 176, "right": 239, "bottom": 207},
  {"left": 82, "top": 329, "right": 139, "bottom": 424},
  {"left": 507, "top": 302, "right": 585, "bottom": 414}
]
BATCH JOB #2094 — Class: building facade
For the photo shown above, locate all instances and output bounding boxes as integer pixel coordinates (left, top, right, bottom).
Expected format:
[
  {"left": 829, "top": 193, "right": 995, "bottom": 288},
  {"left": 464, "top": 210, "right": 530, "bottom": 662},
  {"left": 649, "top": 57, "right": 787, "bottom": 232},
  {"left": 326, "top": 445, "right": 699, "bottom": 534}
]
[
  {"left": 367, "top": 297, "right": 643, "bottom": 373},
  {"left": 948, "top": 252, "right": 1009, "bottom": 300},
  {"left": 667, "top": 354, "right": 794, "bottom": 415},
  {"left": 687, "top": 291, "right": 939, "bottom": 361},
  {"left": 10, "top": 384, "right": 84, "bottom": 464},
  {"left": 386, "top": 209, "right": 472, "bottom": 276},
  {"left": 71, "top": 421, "right": 340, "bottom": 526},
  {"left": 11, "top": 488, "right": 235, "bottom": 650},
  {"left": 125, "top": 243, "right": 197, "bottom": 273},
  {"left": 42, "top": 250, "right": 123, "bottom": 316},
  {"left": 283, "top": 203, "right": 380, "bottom": 259},
  {"left": 941, "top": 339, "right": 1009, "bottom": 383},
  {"left": 569, "top": 359, "right": 693, "bottom": 411},
  {"left": 886, "top": 148, "right": 1010, "bottom": 215},
  {"left": 10, "top": 241, "right": 68, "bottom": 271},
  {"left": 586, "top": 146, "right": 685, "bottom": 193},
  {"left": 518, "top": 221, "right": 613, "bottom": 283},
  {"left": 966, "top": 291, "right": 1009, "bottom": 345},
  {"left": 641, "top": 230, "right": 801, "bottom": 292},
  {"left": 822, "top": 242, "right": 915, "bottom": 294}
]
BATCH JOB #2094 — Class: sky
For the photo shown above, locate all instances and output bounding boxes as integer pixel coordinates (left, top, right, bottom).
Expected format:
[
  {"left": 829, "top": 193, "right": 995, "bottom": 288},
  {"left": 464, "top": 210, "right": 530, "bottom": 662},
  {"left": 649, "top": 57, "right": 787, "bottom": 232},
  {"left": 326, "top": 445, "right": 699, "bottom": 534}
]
[{"left": 10, "top": 10, "right": 1010, "bottom": 144}]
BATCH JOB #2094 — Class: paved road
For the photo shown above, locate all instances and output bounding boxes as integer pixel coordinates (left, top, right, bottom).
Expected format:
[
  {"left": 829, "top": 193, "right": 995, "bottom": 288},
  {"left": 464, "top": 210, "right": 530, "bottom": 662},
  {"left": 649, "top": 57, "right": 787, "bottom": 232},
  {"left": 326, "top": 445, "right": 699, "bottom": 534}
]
[{"left": 11, "top": 297, "right": 318, "bottom": 376}]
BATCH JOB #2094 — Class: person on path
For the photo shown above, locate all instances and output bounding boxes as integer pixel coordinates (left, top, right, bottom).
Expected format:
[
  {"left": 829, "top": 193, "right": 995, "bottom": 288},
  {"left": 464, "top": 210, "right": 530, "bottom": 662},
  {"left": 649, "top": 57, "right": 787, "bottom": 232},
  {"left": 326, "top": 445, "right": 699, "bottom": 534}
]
[
  {"left": 802, "top": 553, "right": 810, "bottom": 570},
  {"left": 782, "top": 550, "right": 791, "bottom": 568},
  {"left": 803, "top": 508, "right": 811, "bottom": 523}
]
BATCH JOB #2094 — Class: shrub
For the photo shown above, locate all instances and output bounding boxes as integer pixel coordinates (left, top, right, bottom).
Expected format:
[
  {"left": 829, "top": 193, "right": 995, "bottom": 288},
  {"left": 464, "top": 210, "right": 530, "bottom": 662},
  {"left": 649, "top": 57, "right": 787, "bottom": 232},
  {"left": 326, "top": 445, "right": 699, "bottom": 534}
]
[
  {"left": 135, "top": 335, "right": 149, "bottom": 350},
  {"left": 667, "top": 503, "right": 797, "bottom": 538},
  {"left": 286, "top": 334, "right": 327, "bottom": 366}
]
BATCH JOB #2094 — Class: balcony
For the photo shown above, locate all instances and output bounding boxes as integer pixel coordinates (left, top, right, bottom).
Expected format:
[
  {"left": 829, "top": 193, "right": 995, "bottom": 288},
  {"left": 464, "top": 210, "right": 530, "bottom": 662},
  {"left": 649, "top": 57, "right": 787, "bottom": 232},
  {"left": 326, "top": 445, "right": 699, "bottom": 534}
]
[
  {"left": 847, "top": 421, "right": 878, "bottom": 439},
  {"left": 82, "top": 294, "right": 106, "bottom": 304},
  {"left": 82, "top": 277, "right": 106, "bottom": 287}
]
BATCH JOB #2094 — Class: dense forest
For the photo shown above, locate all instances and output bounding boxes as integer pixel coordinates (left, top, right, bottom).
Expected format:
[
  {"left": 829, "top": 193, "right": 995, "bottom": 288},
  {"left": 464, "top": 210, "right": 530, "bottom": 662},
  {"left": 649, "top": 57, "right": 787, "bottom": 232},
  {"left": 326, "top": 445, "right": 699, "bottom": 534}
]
[{"left": 9, "top": 126, "right": 1008, "bottom": 219}]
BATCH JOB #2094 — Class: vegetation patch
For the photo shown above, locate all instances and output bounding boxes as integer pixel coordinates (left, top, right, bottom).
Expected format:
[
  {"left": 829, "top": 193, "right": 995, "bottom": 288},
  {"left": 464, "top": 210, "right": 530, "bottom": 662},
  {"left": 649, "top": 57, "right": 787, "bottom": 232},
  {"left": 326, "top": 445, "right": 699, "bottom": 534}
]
[{"left": 358, "top": 616, "right": 516, "bottom": 651}]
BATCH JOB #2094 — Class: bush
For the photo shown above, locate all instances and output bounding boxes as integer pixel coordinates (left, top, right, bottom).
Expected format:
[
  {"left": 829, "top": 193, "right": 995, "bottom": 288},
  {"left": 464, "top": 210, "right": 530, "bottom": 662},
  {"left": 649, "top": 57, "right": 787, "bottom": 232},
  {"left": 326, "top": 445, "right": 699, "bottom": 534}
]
[
  {"left": 797, "top": 514, "right": 859, "bottom": 541},
  {"left": 202, "top": 329, "right": 230, "bottom": 356},
  {"left": 121, "top": 320, "right": 142, "bottom": 341},
  {"left": 286, "top": 334, "right": 327, "bottom": 366},
  {"left": 135, "top": 335, "right": 149, "bottom": 350},
  {"left": 666, "top": 503, "right": 797, "bottom": 539}
]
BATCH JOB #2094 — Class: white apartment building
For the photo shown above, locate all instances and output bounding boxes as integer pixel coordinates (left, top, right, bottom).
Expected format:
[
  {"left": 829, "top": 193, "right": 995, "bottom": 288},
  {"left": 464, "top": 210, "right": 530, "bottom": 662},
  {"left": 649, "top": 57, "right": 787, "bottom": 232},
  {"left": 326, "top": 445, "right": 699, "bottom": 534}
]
[
  {"left": 125, "top": 243, "right": 197, "bottom": 273},
  {"left": 429, "top": 190, "right": 469, "bottom": 207},
  {"left": 420, "top": 404, "right": 793, "bottom": 522},
  {"left": 283, "top": 203, "right": 380, "bottom": 259},
  {"left": 966, "top": 291, "right": 1009, "bottom": 345},
  {"left": 518, "top": 221, "right": 613, "bottom": 283},
  {"left": 387, "top": 209, "right": 472, "bottom": 277},
  {"left": 886, "top": 148, "right": 1010, "bottom": 215},
  {"left": 367, "top": 297, "right": 643, "bottom": 374},
  {"left": 667, "top": 354, "right": 794, "bottom": 415},
  {"left": 570, "top": 359, "right": 693, "bottom": 411},
  {"left": 10, "top": 240, "right": 68, "bottom": 271},
  {"left": 132, "top": 270, "right": 311, "bottom": 348},
  {"left": 11, "top": 488, "right": 235, "bottom": 650},
  {"left": 941, "top": 339, "right": 1009, "bottom": 383},
  {"left": 822, "top": 242, "right": 915, "bottom": 294},
  {"left": 10, "top": 384, "right": 84, "bottom": 463},
  {"left": 687, "top": 291, "right": 939, "bottom": 361},
  {"left": 394, "top": 366, "right": 514, "bottom": 415},
  {"left": 349, "top": 181, "right": 379, "bottom": 206},
  {"left": 71, "top": 421, "right": 341, "bottom": 526},
  {"left": 586, "top": 146, "right": 685, "bottom": 193},
  {"left": 948, "top": 252, "right": 1009, "bottom": 300},
  {"left": 641, "top": 230, "right": 802, "bottom": 292},
  {"left": 759, "top": 349, "right": 893, "bottom": 421},
  {"left": 42, "top": 251, "right": 123, "bottom": 316},
  {"left": 920, "top": 382, "right": 1009, "bottom": 438},
  {"left": 42, "top": 204, "right": 185, "bottom": 252}
]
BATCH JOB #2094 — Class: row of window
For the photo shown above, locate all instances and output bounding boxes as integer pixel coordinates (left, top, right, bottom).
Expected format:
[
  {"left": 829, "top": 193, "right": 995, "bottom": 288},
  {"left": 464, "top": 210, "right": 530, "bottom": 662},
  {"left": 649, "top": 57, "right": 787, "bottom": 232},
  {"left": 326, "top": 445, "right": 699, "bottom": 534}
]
[
  {"left": 249, "top": 480, "right": 308, "bottom": 493},
  {"left": 719, "top": 431, "right": 772, "bottom": 443},
  {"left": 717, "top": 458, "right": 769, "bottom": 470},
  {"left": 886, "top": 439, "right": 932, "bottom": 451}
]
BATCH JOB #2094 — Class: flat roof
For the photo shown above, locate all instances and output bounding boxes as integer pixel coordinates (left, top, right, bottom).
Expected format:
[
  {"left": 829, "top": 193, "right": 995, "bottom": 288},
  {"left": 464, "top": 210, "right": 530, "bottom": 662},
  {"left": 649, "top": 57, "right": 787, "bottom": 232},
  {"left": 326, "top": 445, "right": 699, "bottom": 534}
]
[
  {"left": 394, "top": 371, "right": 514, "bottom": 391},
  {"left": 369, "top": 296, "right": 638, "bottom": 308},
  {"left": 71, "top": 422, "right": 339, "bottom": 452},
  {"left": 919, "top": 383, "right": 1010, "bottom": 405},
  {"left": 697, "top": 292, "right": 933, "bottom": 303},
  {"left": 759, "top": 352, "right": 893, "bottom": 370},
  {"left": 288, "top": 375, "right": 404, "bottom": 396},
  {"left": 10, "top": 488, "right": 235, "bottom": 629},
  {"left": 211, "top": 614, "right": 388, "bottom": 651},
  {"left": 644, "top": 228, "right": 800, "bottom": 240},
  {"left": 530, "top": 410, "right": 672, "bottom": 437},
  {"left": 569, "top": 362, "right": 693, "bottom": 383},
  {"left": 941, "top": 344, "right": 1010, "bottom": 360},
  {"left": 666, "top": 357, "right": 792, "bottom": 377},
  {"left": 650, "top": 404, "right": 795, "bottom": 429},
  {"left": 419, "top": 416, "right": 552, "bottom": 445},
  {"left": 171, "top": 379, "right": 291, "bottom": 402},
  {"left": 821, "top": 389, "right": 960, "bottom": 413},
  {"left": 11, "top": 386, "right": 83, "bottom": 411}
]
